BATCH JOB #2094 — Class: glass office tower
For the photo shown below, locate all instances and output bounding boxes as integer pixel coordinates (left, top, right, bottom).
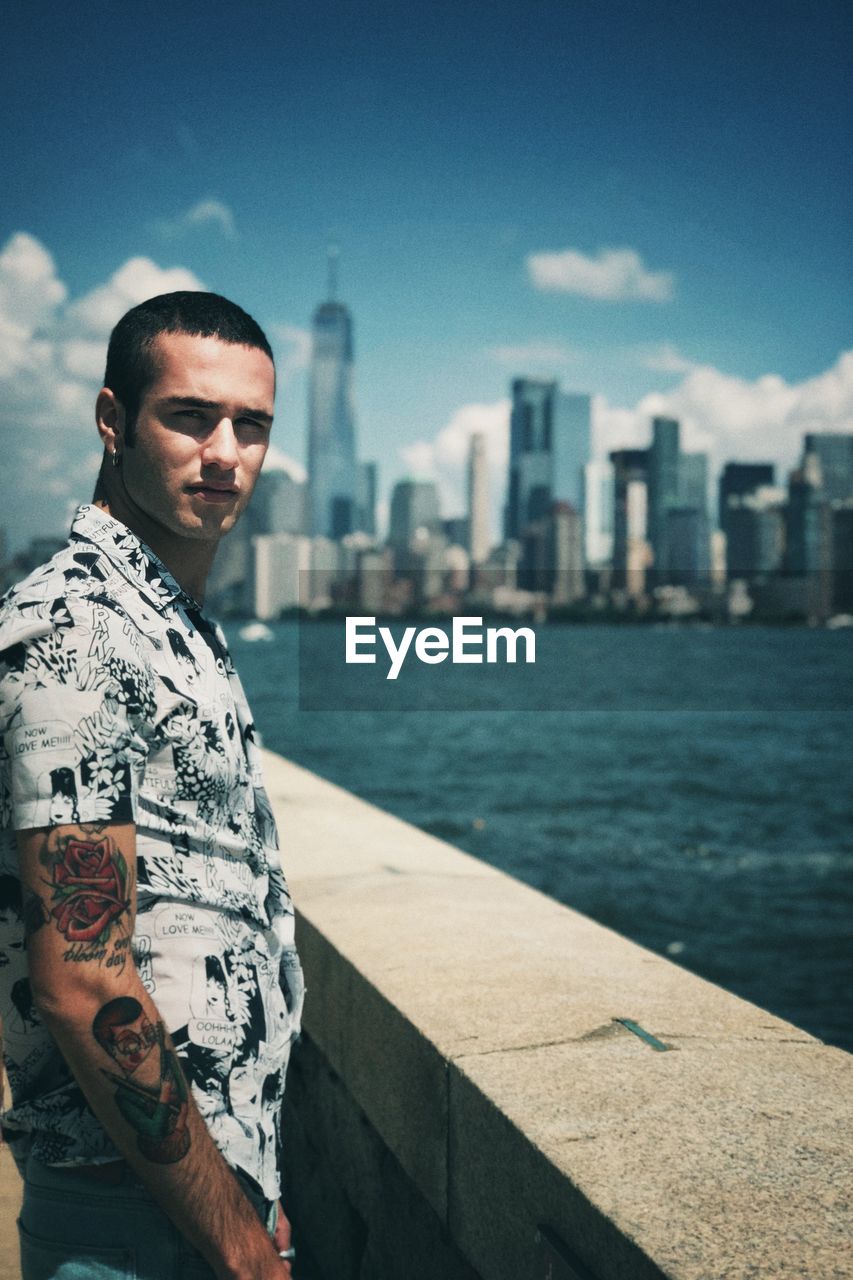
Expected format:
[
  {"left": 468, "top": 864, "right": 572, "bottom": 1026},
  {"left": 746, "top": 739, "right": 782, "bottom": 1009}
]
[
  {"left": 504, "top": 379, "right": 591, "bottom": 541},
  {"left": 307, "top": 289, "right": 358, "bottom": 539},
  {"left": 647, "top": 415, "right": 680, "bottom": 572}
]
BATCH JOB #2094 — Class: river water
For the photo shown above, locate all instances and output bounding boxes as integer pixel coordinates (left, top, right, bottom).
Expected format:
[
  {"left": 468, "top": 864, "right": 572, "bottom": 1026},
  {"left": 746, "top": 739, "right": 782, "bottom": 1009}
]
[{"left": 227, "top": 620, "right": 853, "bottom": 1053}]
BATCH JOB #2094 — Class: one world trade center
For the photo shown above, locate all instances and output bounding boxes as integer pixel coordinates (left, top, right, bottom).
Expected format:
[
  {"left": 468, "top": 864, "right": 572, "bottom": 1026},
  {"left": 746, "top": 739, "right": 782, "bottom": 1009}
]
[{"left": 307, "top": 251, "right": 358, "bottom": 538}]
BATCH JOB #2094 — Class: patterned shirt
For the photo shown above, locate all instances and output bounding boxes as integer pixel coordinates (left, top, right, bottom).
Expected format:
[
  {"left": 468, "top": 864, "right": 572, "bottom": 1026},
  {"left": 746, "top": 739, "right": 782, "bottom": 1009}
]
[{"left": 0, "top": 504, "right": 303, "bottom": 1201}]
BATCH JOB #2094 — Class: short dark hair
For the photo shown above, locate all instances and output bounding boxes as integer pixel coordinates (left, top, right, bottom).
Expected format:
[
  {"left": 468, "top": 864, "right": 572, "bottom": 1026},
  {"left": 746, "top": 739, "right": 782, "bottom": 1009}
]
[{"left": 103, "top": 291, "right": 274, "bottom": 440}]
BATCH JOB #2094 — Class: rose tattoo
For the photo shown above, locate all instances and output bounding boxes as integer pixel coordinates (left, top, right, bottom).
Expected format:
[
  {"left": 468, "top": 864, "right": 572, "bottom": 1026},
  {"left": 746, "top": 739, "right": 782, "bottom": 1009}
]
[{"left": 49, "top": 835, "right": 130, "bottom": 947}]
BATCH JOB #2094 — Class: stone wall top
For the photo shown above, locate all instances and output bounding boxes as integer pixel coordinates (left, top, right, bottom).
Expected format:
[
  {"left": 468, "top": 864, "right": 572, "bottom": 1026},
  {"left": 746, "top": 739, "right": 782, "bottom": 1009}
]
[{"left": 265, "top": 749, "right": 853, "bottom": 1280}]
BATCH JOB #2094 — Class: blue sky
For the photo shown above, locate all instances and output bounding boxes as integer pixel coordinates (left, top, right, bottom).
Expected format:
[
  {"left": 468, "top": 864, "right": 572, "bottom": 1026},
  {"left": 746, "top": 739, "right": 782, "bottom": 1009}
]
[{"left": 1, "top": 0, "right": 850, "bottom": 548}]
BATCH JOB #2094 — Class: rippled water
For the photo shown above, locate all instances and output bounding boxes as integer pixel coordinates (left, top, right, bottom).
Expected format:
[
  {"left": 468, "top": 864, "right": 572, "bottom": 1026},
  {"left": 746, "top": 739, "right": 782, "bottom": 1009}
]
[{"left": 228, "top": 621, "right": 853, "bottom": 1053}]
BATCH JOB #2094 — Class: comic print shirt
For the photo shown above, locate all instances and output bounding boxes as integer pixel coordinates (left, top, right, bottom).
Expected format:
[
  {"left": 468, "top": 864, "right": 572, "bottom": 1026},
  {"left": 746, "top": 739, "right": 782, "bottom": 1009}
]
[{"left": 0, "top": 504, "right": 304, "bottom": 1201}]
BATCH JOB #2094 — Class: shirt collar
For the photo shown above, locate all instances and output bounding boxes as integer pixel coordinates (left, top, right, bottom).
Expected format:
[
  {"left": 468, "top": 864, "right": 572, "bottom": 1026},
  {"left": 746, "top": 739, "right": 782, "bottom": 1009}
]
[{"left": 69, "top": 503, "right": 204, "bottom": 616}]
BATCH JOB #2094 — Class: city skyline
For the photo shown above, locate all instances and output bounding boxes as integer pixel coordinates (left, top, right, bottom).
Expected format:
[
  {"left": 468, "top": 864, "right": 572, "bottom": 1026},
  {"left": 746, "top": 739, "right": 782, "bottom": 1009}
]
[{"left": 1, "top": 0, "right": 850, "bottom": 551}]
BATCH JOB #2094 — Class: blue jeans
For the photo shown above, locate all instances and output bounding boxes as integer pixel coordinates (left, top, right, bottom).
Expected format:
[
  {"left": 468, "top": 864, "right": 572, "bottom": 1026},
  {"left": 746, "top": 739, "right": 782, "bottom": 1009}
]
[{"left": 18, "top": 1155, "right": 277, "bottom": 1280}]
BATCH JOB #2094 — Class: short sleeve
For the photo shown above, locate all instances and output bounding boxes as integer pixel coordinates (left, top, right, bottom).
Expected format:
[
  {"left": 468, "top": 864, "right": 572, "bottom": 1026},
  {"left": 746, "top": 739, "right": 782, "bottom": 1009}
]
[{"left": 0, "top": 597, "right": 154, "bottom": 830}]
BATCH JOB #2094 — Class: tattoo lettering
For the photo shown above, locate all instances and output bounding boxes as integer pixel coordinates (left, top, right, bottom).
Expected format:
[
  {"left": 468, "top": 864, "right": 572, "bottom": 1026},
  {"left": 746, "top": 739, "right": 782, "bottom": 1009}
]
[
  {"left": 41, "top": 830, "right": 131, "bottom": 968},
  {"left": 93, "top": 996, "right": 191, "bottom": 1164}
]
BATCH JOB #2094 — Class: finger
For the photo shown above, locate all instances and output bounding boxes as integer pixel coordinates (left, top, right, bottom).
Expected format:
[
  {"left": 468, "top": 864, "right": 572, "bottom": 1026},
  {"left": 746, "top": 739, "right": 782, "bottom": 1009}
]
[{"left": 273, "top": 1202, "right": 292, "bottom": 1250}]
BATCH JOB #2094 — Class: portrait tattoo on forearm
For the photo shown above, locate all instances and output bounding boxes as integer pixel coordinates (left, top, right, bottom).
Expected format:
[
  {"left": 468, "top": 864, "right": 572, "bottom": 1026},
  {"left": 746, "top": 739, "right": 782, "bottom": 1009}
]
[
  {"left": 93, "top": 996, "right": 191, "bottom": 1164},
  {"left": 33, "top": 826, "right": 132, "bottom": 971}
]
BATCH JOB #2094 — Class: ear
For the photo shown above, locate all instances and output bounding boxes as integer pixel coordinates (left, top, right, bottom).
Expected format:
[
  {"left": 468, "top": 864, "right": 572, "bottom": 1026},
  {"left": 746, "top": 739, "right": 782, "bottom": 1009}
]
[{"left": 95, "top": 388, "right": 126, "bottom": 456}]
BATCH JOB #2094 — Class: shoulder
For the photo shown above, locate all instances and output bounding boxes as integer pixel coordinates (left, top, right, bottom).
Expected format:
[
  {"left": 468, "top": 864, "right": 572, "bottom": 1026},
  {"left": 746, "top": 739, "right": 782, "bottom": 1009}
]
[
  {"left": 0, "top": 545, "right": 79, "bottom": 653},
  {"left": 0, "top": 544, "right": 157, "bottom": 696}
]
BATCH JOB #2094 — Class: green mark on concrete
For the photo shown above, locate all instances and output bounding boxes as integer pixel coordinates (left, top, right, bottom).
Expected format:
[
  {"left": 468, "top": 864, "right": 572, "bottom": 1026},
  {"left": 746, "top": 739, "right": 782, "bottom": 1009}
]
[{"left": 616, "top": 1018, "right": 671, "bottom": 1051}]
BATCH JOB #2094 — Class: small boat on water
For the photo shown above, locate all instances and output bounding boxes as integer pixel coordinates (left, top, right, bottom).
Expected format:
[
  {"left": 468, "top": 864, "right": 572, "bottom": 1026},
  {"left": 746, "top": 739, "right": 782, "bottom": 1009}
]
[{"left": 238, "top": 621, "right": 275, "bottom": 642}]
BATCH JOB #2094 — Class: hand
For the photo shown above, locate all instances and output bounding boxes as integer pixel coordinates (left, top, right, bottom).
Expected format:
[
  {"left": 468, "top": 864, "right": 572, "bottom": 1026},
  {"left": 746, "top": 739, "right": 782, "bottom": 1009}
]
[
  {"left": 273, "top": 1200, "right": 293, "bottom": 1277},
  {"left": 219, "top": 1218, "right": 292, "bottom": 1280}
]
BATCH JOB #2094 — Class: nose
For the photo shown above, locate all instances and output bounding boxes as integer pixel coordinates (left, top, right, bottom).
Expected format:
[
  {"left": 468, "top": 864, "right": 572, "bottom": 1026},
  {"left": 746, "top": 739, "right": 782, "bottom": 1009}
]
[{"left": 201, "top": 417, "right": 239, "bottom": 471}]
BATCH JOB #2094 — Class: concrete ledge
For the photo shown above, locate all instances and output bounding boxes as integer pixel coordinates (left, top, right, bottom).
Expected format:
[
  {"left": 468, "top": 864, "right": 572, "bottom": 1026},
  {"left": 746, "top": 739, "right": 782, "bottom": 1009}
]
[
  {"left": 282, "top": 1034, "right": 480, "bottom": 1280},
  {"left": 263, "top": 750, "right": 853, "bottom": 1280},
  {"left": 1, "top": 752, "right": 849, "bottom": 1279}
]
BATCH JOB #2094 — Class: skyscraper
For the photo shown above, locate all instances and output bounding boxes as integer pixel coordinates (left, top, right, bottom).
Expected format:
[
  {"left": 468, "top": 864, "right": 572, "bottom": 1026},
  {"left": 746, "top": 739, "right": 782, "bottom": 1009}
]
[
  {"left": 504, "top": 380, "right": 591, "bottom": 541},
  {"left": 251, "top": 469, "right": 307, "bottom": 536},
  {"left": 724, "top": 486, "right": 786, "bottom": 580},
  {"left": 251, "top": 533, "right": 311, "bottom": 619},
  {"left": 783, "top": 451, "right": 834, "bottom": 618},
  {"left": 388, "top": 479, "right": 442, "bottom": 550},
  {"left": 667, "top": 452, "right": 710, "bottom": 583},
  {"left": 307, "top": 252, "right": 358, "bottom": 539},
  {"left": 553, "top": 393, "right": 592, "bottom": 516},
  {"left": 718, "top": 462, "right": 776, "bottom": 530},
  {"left": 521, "top": 502, "right": 584, "bottom": 603},
  {"left": 582, "top": 459, "right": 614, "bottom": 567},
  {"left": 718, "top": 462, "right": 776, "bottom": 579},
  {"left": 831, "top": 505, "right": 853, "bottom": 612},
  {"left": 356, "top": 461, "right": 378, "bottom": 538},
  {"left": 609, "top": 448, "right": 650, "bottom": 594},
  {"left": 467, "top": 432, "right": 491, "bottom": 566},
  {"left": 666, "top": 509, "right": 710, "bottom": 583},
  {"left": 679, "top": 453, "right": 709, "bottom": 515},
  {"left": 785, "top": 453, "right": 830, "bottom": 575},
  {"left": 646, "top": 415, "right": 680, "bottom": 574},
  {"left": 804, "top": 433, "right": 853, "bottom": 503}
]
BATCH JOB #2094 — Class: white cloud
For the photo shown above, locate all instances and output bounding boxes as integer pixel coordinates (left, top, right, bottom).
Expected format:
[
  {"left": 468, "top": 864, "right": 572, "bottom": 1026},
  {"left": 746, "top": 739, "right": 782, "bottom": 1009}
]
[
  {"left": 400, "top": 401, "right": 510, "bottom": 478},
  {"left": 0, "top": 248, "right": 205, "bottom": 420},
  {"left": 640, "top": 342, "right": 695, "bottom": 374},
  {"left": 0, "top": 233, "right": 67, "bottom": 379},
  {"left": 0, "top": 232, "right": 205, "bottom": 548},
  {"left": 487, "top": 340, "right": 581, "bottom": 370},
  {"left": 594, "top": 350, "right": 853, "bottom": 479},
  {"left": 2, "top": 231, "right": 851, "bottom": 560},
  {"left": 527, "top": 246, "right": 674, "bottom": 302},
  {"left": 399, "top": 352, "right": 853, "bottom": 546},
  {"left": 155, "top": 198, "right": 237, "bottom": 241},
  {"left": 0, "top": 232, "right": 316, "bottom": 554},
  {"left": 0, "top": 232, "right": 66, "bottom": 329},
  {"left": 69, "top": 257, "right": 205, "bottom": 337},
  {"left": 399, "top": 400, "right": 510, "bottom": 531},
  {"left": 375, "top": 496, "right": 390, "bottom": 541},
  {"left": 62, "top": 338, "right": 110, "bottom": 382},
  {"left": 271, "top": 323, "right": 312, "bottom": 381},
  {"left": 399, "top": 440, "right": 436, "bottom": 478}
]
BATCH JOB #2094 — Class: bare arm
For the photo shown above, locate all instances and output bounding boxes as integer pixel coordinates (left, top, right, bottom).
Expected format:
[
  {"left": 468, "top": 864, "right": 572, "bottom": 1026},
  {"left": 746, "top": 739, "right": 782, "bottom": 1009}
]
[{"left": 17, "top": 820, "right": 291, "bottom": 1280}]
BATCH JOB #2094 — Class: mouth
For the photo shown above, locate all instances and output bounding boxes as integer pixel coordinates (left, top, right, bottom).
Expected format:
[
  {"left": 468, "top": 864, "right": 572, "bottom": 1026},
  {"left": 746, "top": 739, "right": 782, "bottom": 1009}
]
[{"left": 186, "top": 483, "right": 240, "bottom": 504}]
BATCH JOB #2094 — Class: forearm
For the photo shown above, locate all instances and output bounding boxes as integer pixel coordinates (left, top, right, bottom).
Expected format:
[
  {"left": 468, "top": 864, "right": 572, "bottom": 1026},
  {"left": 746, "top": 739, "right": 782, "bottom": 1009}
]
[
  {"left": 36, "top": 972, "right": 285, "bottom": 1280},
  {"left": 16, "top": 819, "right": 286, "bottom": 1280}
]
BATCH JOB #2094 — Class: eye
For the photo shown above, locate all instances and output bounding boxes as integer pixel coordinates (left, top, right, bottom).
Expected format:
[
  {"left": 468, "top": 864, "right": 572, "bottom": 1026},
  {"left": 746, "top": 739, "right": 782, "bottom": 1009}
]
[{"left": 171, "top": 409, "right": 208, "bottom": 428}]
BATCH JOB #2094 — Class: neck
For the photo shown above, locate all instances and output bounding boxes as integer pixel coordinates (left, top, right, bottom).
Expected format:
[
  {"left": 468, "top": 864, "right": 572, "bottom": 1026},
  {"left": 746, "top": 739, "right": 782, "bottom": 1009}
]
[{"left": 93, "top": 483, "right": 216, "bottom": 607}]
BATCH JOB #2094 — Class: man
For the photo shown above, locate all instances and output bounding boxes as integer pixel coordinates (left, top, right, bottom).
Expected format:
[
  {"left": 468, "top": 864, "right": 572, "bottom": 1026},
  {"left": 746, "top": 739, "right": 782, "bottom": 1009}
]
[{"left": 0, "top": 292, "right": 304, "bottom": 1279}]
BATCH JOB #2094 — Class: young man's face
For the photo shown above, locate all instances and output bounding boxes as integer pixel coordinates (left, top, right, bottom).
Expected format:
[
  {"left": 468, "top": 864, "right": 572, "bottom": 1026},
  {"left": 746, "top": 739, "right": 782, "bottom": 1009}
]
[{"left": 119, "top": 332, "right": 275, "bottom": 543}]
